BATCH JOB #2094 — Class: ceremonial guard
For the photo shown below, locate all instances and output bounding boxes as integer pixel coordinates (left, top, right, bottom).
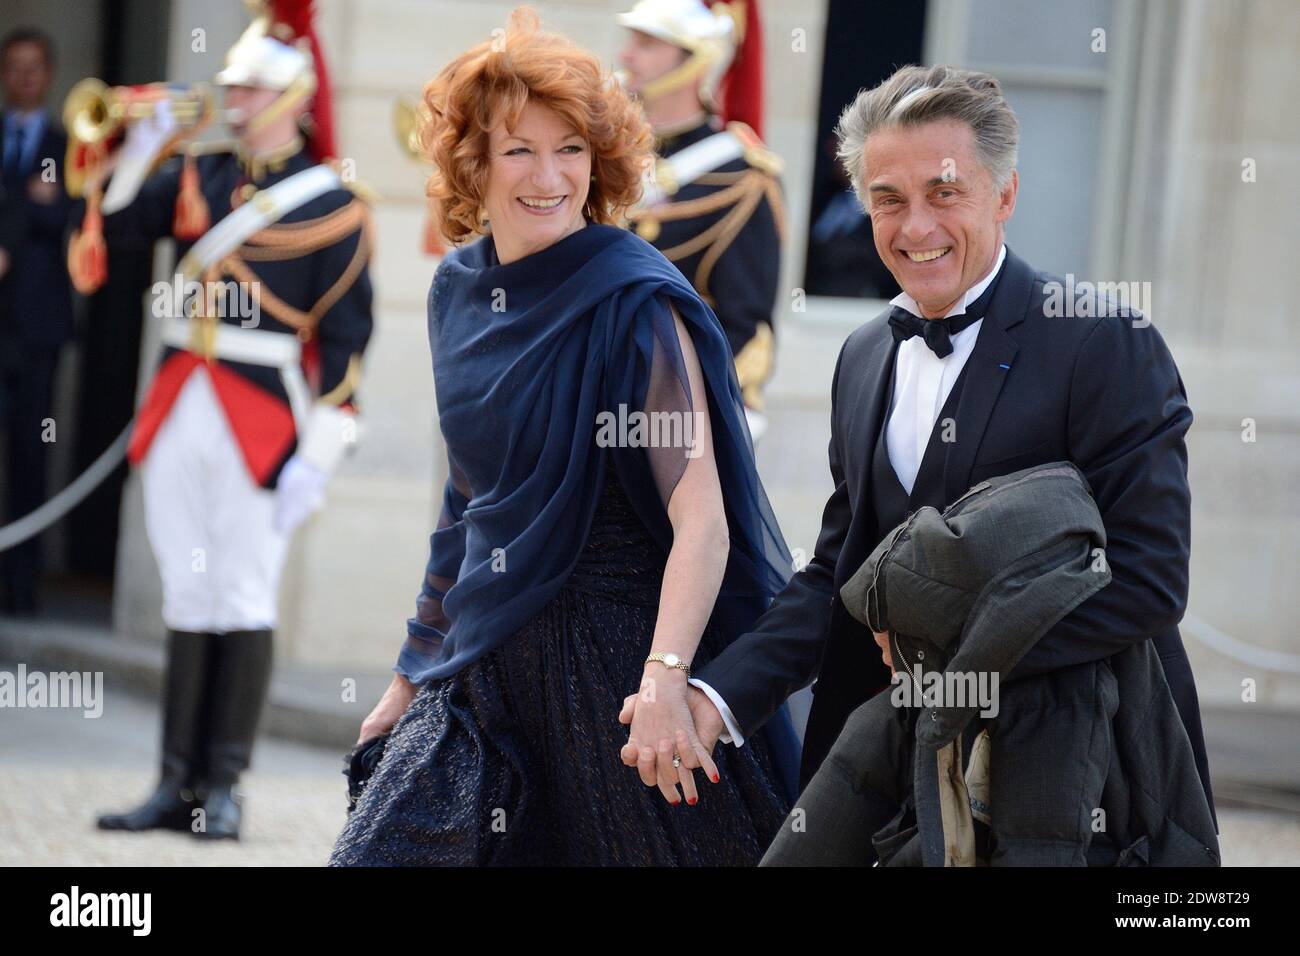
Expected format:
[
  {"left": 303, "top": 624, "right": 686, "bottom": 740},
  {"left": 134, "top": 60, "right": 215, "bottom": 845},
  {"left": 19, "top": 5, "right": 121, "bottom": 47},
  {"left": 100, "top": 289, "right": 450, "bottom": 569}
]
[
  {"left": 617, "top": 0, "right": 783, "bottom": 440},
  {"left": 82, "top": 0, "right": 374, "bottom": 839}
]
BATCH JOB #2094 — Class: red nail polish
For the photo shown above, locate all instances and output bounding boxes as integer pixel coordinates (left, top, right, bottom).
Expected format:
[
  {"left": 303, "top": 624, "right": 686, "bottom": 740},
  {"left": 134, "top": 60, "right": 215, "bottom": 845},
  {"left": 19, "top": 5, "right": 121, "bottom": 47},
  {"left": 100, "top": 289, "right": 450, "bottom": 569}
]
[
  {"left": 687, "top": 796, "right": 698, "bottom": 806},
  {"left": 711, "top": 773, "right": 720, "bottom": 783}
]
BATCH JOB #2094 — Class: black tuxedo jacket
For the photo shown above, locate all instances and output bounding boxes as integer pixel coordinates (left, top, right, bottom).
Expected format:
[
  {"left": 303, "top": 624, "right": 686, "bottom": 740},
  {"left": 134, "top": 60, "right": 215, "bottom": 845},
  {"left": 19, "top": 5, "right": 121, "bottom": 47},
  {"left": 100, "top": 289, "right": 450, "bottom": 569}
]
[{"left": 695, "top": 246, "right": 1214, "bottom": 818}]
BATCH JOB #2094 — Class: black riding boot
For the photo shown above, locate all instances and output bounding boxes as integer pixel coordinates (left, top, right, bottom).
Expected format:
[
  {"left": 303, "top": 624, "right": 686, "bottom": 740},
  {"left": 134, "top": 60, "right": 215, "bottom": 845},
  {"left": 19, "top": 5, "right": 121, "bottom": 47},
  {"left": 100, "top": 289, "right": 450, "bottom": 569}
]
[
  {"left": 97, "top": 630, "right": 212, "bottom": 833},
  {"left": 194, "top": 629, "right": 274, "bottom": 841}
]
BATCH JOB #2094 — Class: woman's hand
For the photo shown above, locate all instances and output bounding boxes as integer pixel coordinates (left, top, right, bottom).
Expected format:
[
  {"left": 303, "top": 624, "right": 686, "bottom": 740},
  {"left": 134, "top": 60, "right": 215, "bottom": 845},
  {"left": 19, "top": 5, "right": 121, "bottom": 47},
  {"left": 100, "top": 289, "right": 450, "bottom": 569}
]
[
  {"left": 618, "top": 666, "right": 719, "bottom": 806},
  {"left": 357, "top": 674, "right": 418, "bottom": 745}
]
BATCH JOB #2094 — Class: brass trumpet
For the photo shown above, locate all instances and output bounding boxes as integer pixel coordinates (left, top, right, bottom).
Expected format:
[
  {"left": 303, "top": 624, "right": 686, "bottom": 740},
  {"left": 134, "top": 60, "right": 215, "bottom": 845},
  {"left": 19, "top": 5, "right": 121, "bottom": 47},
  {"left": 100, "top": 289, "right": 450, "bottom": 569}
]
[
  {"left": 392, "top": 94, "right": 425, "bottom": 163},
  {"left": 63, "top": 77, "right": 236, "bottom": 146},
  {"left": 63, "top": 78, "right": 245, "bottom": 196}
]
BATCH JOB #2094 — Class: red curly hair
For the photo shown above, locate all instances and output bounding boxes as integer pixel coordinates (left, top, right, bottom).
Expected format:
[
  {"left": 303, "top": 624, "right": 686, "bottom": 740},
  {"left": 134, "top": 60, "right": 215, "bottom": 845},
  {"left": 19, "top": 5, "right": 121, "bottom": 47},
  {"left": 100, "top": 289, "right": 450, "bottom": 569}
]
[{"left": 418, "top": 6, "right": 654, "bottom": 244}]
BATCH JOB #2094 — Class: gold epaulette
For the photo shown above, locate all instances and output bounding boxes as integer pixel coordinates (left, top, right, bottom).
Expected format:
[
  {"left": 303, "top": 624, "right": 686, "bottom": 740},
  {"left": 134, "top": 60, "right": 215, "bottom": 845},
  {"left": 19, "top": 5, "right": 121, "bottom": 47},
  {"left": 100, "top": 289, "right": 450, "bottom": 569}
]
[
  {"left": 733, "top": 321, "right": 775, "bottom": 411},
  {"left": 725, "top": 121, "right": 784, "bottom": 177},
  {"left": 626, "top": 165, "right": 787, "bottom": 301}
]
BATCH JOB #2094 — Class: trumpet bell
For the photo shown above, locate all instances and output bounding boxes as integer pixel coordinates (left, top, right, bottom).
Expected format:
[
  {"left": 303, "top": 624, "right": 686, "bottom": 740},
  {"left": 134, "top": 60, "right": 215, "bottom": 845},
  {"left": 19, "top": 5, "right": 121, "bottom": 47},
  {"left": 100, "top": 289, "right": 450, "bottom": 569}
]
[
  {"left": 393, "top": 95, "right": 425, "bottom": 162},
  {"left": 63, "top": 78, "right": 234, "bottom": 197},
  {"left": 63, "top": 77, "right": 117, "bottom": 146},
  {"left": 64, "top": 78, "right": 218, "bottom": 146}
]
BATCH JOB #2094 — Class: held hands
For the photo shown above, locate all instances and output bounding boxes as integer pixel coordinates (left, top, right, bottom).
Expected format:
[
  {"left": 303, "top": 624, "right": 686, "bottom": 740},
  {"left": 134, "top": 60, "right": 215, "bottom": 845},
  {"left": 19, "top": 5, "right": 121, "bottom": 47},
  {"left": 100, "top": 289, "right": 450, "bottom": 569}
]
[{"left": 618, "top": 666, "right": 720, "bottom": 806}]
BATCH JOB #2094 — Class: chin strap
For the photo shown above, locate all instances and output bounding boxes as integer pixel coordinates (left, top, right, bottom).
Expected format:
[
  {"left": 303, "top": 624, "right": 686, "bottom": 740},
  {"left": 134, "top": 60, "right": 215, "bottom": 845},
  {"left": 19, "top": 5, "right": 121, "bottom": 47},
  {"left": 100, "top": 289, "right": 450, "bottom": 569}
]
[
  {"left": 241, "top": 71, "right": 318, "bottom": 139},
  {"left": 638, "top": 43, "right": 724, "bottom": 106}
]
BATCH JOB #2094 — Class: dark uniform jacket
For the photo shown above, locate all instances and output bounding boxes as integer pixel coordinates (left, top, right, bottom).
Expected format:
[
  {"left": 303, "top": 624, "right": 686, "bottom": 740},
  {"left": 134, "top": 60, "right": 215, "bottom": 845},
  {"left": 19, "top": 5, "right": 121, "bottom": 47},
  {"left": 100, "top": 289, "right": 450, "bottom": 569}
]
[
  {"left": 626, "top": 118, "right": 782, "bottom": 409},
  {"left": 98, "top": 143, "right": 373, "bottom": 486}
]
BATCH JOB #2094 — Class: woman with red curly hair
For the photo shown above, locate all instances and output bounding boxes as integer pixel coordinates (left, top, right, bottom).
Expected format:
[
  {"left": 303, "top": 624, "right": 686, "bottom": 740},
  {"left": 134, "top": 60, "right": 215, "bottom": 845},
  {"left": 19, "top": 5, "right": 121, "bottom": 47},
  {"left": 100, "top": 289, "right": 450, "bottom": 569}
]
[{"left": 329, "top": 7, "right": 800, "bottom": 866}]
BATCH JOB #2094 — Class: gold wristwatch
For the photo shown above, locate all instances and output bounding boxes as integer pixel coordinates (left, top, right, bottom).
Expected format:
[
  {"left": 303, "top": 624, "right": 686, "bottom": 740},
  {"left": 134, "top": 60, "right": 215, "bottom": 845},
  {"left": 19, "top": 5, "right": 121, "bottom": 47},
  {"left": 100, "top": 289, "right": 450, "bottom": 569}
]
[{"left": 644, "top": 652, "right": 691, "bottom": 676}]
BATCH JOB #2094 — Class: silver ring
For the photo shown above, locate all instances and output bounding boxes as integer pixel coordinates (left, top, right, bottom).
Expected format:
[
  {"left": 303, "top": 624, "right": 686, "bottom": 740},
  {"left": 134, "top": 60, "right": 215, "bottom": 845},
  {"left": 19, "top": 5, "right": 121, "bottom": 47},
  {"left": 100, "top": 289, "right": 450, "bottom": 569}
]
[{"left": 672, "top": 753, "right": 682, "bottom": 768}]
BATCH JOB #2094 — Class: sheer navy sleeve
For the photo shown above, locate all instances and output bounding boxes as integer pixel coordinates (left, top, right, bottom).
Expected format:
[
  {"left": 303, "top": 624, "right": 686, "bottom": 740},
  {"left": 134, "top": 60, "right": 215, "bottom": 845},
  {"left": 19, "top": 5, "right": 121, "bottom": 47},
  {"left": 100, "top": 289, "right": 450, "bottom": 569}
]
[
  {"left": 394, "top": 452, "right": 471, "bottom": 681},
  {"left": 633, "top": 293, "right": 701, "bottom": 510},
  {"left": 603, "top": 287, "right": 789, "bottom": 601}
]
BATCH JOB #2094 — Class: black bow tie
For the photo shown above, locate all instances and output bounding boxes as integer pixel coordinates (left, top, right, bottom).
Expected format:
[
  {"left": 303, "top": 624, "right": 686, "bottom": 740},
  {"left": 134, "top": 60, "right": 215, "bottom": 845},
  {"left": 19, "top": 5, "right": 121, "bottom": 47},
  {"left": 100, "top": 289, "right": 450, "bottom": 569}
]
[
  {"left": 887, "top": 272, "right": 1002, "bottom": 358},
  {"left": 887, "top": 309, "right": 979, "bottom": 358}
]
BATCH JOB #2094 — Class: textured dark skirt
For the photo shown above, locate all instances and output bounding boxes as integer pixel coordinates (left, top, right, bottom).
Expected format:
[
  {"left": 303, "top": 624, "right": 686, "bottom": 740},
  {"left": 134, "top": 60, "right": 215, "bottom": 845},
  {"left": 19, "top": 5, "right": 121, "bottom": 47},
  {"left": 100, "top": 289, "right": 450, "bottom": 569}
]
[{"left": 328, "top": 463, "right": 791, "bottom": 866}]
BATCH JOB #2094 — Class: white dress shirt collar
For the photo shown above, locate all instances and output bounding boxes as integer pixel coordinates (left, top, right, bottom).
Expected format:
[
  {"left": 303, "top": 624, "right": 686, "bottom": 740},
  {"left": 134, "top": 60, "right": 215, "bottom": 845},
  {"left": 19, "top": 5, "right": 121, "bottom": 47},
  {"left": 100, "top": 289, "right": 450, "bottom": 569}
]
[{"left": 890, "top": 243, "right": 1007, "bottom": 319}]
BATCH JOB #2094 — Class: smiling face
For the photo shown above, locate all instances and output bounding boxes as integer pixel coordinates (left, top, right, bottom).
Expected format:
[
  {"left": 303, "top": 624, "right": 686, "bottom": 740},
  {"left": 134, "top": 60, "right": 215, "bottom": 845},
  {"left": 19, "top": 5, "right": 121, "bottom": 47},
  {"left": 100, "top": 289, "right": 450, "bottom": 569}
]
[
  {"left": 483, "top": 99, "right": 592, "bottom": 263},
  {"left": 863, "top": 119, "right": 1017, "bottom": 317}
]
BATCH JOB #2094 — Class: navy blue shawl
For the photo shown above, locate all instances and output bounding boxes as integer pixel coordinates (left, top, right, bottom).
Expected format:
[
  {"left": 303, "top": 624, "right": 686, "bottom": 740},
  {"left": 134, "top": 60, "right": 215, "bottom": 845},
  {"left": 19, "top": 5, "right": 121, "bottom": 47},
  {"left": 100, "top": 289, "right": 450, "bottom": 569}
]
[{"left": 396, "top": 222, "right": 800, "bottom": 798}]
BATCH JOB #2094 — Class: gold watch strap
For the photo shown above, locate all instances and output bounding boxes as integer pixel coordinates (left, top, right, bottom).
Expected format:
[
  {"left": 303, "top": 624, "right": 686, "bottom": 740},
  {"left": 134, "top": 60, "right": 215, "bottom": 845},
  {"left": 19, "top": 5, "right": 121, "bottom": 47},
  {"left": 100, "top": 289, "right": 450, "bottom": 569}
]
[{"left": 644, "top": 652, "right": 691, "bottom": 676}]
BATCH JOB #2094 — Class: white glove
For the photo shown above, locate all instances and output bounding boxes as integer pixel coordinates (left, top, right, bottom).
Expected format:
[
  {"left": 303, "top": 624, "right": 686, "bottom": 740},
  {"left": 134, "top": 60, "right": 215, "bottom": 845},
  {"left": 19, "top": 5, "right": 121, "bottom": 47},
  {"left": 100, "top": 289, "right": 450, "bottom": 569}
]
[
  {"left": 274, "top": 455, "right": 329, "bottom": 534},
  {"left": 102, "top": 97, "right": 179, "bottom": 214}
]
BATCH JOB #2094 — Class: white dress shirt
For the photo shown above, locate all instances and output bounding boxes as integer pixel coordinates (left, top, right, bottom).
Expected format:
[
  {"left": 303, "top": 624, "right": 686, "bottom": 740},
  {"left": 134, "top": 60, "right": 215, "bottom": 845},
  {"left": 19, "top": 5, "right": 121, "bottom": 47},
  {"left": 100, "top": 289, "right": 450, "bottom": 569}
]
[
  {"left": 885, "top": 243, "right": 1005, "bottom": 493},
  {"left": 691, "top": 244, "right": 1007, "bottom": 748}
]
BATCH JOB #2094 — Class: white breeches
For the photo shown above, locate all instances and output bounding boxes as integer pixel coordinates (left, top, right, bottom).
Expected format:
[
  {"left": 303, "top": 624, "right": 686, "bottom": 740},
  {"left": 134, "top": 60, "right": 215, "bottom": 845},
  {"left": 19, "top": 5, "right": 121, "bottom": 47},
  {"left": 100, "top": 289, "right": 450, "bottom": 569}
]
[{"left": 140, "top": 366, "right": 290, "bottom": 632}]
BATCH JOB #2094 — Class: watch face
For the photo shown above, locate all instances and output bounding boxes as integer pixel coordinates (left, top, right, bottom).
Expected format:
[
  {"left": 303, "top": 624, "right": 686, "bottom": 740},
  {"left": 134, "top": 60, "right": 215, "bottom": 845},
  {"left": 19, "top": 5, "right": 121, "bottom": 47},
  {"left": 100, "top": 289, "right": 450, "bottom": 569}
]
[{"left": 663, "top": 653, "right": 680, "bottom": 667}]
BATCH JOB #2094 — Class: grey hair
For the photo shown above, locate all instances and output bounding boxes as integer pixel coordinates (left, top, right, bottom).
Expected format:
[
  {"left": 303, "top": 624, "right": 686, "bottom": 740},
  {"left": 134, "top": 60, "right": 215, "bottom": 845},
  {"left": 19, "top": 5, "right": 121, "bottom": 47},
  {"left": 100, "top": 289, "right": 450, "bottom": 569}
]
[{"left": 835, "top": 64, "right": 1020, "bottom": 201}]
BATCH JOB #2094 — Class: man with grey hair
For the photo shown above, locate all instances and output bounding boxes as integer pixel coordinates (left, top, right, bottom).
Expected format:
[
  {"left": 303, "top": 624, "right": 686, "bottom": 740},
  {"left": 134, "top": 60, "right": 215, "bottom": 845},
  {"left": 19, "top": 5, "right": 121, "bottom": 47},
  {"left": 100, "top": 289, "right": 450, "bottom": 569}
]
[{"left": 683, "top": 64, "right": 1214, "bottom": 860}]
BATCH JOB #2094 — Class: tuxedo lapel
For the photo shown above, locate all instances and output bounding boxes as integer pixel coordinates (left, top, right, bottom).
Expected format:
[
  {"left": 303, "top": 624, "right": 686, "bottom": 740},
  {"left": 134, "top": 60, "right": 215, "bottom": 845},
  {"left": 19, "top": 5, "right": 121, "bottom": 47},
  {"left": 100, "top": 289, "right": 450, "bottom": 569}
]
[
  {"left": 841, "top": 319, "right": 895, "bottom": 511},
  {"left": 941, "top": 247, "right": 1036, "bottom": 505}
]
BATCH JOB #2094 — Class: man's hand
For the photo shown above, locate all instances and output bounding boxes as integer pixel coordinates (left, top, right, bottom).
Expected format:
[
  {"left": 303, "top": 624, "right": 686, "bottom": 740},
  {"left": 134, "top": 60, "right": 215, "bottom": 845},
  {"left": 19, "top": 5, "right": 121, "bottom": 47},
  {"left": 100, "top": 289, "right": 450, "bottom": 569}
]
[
  {"left": 873, "top": 630, "right": 895, "bottom": 673},
  {"left": 620, "top": 682, "right": 727, "bottom": 757},
  {"left": 26, "top": 177, "right": 60, "bottom": 205},
  {"left": 687, "top": 684, "right": 725, "bottom": 753}
]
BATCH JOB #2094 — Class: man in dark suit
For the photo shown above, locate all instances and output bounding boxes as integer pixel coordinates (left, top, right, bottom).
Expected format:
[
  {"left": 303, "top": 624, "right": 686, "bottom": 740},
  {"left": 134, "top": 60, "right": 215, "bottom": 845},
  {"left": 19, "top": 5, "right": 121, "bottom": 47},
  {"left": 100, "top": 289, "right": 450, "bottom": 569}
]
[
  {"left": 678, "top": 64, "right": 1215, "bottom": 832},
  {"left": 0, "top": 27, "right": 74, "bottom": 613}
]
